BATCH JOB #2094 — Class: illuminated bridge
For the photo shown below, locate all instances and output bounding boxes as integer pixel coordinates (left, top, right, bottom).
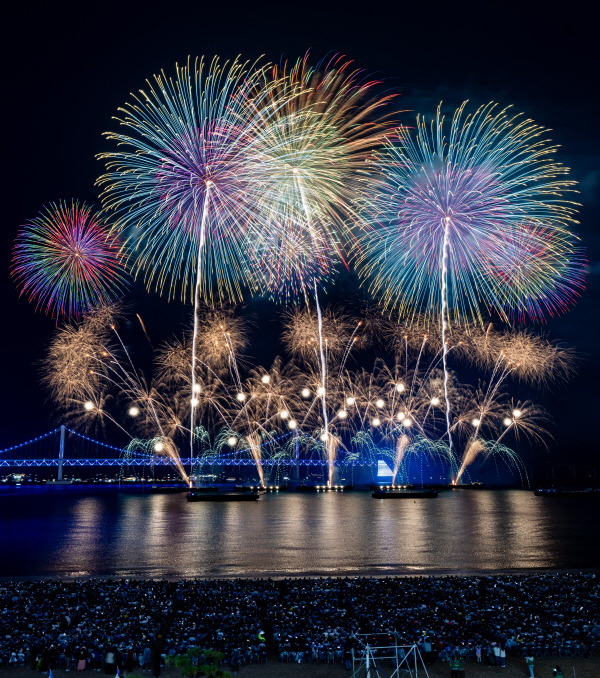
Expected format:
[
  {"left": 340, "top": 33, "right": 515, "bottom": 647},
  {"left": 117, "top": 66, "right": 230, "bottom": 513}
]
[{"left": 0, "top": 426, "right": 381, "bottom": 480}]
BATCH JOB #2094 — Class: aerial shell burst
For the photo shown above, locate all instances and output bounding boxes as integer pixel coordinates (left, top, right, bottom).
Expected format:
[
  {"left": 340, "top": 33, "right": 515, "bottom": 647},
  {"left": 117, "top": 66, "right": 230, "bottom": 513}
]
[
  {"left": 249, "top": 53, "right": 397, "bottom": 302},
  {"left": 355, "top": 101, "right": 585, "bottom": 326},
  {"left": 11, "top": 200, "right": 126, "bottom": 319},
  {"left": 97, "top": 55, "right": 296, "bottom": 305},
  {"left": 481, "top": 221, "right": 586, "bottom": 322},
  {"left": 282, "top": 306, "right": 355, "bottom": 363}
]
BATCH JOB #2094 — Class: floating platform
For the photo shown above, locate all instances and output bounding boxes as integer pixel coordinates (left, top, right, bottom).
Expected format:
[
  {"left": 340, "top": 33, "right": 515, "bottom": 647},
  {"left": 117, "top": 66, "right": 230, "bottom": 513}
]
[
  {"left": 372, "top": 488, "right": 438, "bottom": 499},
  {"left": 534, "top": 488, "right": 600, "bottom": 497}
]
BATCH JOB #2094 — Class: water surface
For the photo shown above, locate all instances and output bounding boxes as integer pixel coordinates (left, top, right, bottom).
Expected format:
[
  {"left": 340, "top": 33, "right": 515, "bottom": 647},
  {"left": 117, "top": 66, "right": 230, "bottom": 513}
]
[{"left": 0, "top": 487, "right": 597, "bottom": 578}]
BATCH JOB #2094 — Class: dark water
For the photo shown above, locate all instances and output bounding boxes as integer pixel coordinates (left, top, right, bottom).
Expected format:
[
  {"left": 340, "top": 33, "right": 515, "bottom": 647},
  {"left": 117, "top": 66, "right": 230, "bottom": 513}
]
[{"left": 0, "top": 487, "right": 598, "bottom": 578}]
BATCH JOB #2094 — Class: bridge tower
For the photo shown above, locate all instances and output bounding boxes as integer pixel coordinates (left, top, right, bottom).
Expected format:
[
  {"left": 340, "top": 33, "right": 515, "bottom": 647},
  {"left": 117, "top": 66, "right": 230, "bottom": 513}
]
[{"left": 57, "top": 424, "right": 65, "bottom": 481}]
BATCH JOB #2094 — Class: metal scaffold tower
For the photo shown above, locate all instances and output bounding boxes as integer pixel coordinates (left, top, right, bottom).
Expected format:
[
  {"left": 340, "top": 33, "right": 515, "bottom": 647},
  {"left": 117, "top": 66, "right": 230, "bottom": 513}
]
[{"left": 351, "top": 633, "right": 429, "bottom": 678}]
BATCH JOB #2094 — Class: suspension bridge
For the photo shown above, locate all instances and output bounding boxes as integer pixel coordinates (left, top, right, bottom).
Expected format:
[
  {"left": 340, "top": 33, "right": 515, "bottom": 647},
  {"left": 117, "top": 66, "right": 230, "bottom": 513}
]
[{"left": 0, "top": 427, "right": 380, "bottom": 481}]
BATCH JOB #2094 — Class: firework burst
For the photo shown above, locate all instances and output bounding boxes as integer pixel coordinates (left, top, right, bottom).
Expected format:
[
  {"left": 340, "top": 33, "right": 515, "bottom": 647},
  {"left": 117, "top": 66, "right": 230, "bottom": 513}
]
[
  {"left": 481, "top": 221, "right": 586, "bottom": 322},
  {"left": 97, "top": 55, "right": 292, "bottom": 304},
  {"left": 249, "top": 53, "right": 396, "bottom": 301},
  {"left": 11, "top": 201, "right": 126, "bottom": 318},
  {"left": 356, "top": 101, "right": 584, "bottom": 325},
  {"left": 282, "top": 306, "right": 355, "bottom": 364},
  {"left": 41, "top": 305, "right": 120, "bottom": 405}
]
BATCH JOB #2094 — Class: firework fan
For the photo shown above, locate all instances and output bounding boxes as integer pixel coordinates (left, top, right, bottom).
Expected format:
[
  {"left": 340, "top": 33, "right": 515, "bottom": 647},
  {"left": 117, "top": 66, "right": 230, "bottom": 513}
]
[
  {"left": 356, "top": 101, "right": 584, "bottom": 325},
  {"left": 11, "top": 201, "right": 126, "bottom": 318}
]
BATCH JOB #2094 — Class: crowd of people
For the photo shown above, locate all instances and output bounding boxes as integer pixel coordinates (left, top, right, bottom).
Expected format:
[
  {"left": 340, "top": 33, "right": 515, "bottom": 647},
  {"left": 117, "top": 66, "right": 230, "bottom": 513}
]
[{"left": 0, "top": 572, "right": 598, "bottom": 673}]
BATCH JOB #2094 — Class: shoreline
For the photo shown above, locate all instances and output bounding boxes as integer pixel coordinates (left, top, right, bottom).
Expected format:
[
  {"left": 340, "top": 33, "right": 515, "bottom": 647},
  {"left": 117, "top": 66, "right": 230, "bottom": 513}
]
[{"left": 2, "top": 567, "right": 600, "bottom": 581}]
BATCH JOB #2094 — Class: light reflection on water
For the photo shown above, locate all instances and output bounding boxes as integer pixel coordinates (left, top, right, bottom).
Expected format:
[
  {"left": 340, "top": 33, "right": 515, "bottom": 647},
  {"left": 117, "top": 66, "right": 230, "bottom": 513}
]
[{"left": 0, "top": 488, "right": 597, "bottom": 578}]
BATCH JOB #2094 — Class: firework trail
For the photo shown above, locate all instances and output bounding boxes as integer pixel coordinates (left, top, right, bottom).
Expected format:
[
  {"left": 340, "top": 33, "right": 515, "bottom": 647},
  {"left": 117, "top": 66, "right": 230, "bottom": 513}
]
[
  {"left": 98, "top": 55, "right": 296, "bottom": 472},
  {"left": 392, "top": 434, "right": 410, "bottom": 484},
  {"left": 455, "top": 439, "right": 485, "bottom": 484},
  {"left": 249, "top": 53, "right": 394, "bottom": 484},
  {"left": 11, "top": 201, "right": 126, "bottom": 319},
  {"left": 356, "top": 102, "right": 584, "bottom": 465},
  {"left": 338, "top": 320, "right": 363, "bottom": 380},
  {"left": 441, "top": 217, "right": 453, "bottom": 459},
  {"left": 246, "top": 433, "right": 264, "bottom": 487},
  {"left": 313, "top": 279, "right": 330, "bottom": 475}
]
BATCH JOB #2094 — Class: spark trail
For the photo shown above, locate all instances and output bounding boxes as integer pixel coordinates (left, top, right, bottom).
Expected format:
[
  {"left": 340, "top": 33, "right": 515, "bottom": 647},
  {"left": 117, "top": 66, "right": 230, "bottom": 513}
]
[
  {"left": 296, "top": 168, "right": 330, "bottom": 484},
  {"left": 190, "top": 183, "right": 212, "bottom": 473},
  {"left": 314, "top": 278, "right": 330, "bottom": 482},
  {"left": 441, "top": 217, "right": 454, "bottom": 466}
]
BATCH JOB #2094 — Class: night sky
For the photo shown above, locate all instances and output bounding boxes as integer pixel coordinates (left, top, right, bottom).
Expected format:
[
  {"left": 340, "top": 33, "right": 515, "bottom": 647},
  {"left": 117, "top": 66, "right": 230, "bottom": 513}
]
[{"left": 2, "top": 0, "right": 598, "bottom": 467}]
